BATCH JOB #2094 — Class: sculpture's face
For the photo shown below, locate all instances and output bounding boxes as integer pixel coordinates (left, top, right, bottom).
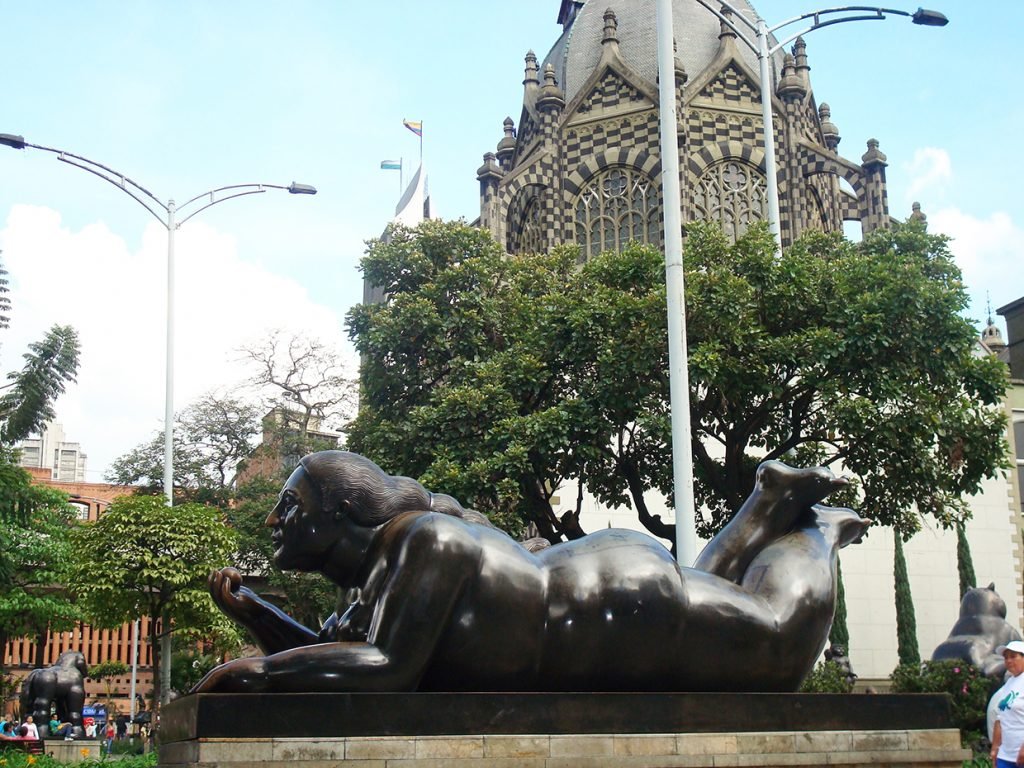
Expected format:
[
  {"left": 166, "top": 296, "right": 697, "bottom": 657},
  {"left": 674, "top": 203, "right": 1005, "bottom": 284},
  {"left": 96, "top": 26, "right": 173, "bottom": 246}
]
[{"left": 265, "top": 465, "right": 339, "bottom": 571}]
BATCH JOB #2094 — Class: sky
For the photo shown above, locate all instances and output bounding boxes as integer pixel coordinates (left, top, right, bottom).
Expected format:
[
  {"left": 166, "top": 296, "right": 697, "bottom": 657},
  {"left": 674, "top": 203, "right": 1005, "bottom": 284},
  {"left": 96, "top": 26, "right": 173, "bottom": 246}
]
[{"left": 1, "top": 1, "right": 1021, "bottom": 482}]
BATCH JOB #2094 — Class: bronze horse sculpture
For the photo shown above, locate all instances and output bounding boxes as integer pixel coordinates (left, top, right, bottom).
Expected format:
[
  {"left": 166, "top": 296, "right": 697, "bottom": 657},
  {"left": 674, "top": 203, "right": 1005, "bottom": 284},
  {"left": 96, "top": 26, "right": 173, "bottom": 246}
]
[
  {"left": 21, "top": 650, "right": 88, "bottom": 738},
  {"left": 195, "top": 451, "right": 868, "bottom": 694}
]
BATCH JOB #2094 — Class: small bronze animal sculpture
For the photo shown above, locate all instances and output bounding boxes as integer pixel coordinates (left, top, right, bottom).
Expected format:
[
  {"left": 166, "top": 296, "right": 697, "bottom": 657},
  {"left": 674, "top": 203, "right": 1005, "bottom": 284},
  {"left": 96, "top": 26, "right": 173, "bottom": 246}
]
[
  {"left": 20, "top": 651, "right": 88, "bottom": 738},
  {"left": 932, "top": 583, "right": 1022, "bottom": 677},
  {"left": 195, "top": 451, "right": 868, "bottom": 694}
]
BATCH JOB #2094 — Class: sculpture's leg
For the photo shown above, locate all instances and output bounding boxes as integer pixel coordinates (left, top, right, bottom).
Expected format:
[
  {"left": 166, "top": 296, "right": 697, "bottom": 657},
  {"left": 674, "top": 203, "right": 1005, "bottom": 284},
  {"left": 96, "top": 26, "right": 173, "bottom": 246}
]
[
  {"left": 28, "top": 671, "right": 56, "bottom": 738},
  {"left": 694, "top": 462, "right": 845, "bottom": 583},
  {"left": 65, "top": 683, "right": 86, "bottom": 737}
]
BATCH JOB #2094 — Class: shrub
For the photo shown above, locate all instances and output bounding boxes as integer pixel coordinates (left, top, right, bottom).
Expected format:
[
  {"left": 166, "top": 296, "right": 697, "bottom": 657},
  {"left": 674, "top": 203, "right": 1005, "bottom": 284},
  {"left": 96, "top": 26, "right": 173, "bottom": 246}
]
[
  {"left": 890, "top": 659, "right": 992, "bottom": 753},
  {"left": 800, "top": 660, "right": 855, "bottom": 693}
]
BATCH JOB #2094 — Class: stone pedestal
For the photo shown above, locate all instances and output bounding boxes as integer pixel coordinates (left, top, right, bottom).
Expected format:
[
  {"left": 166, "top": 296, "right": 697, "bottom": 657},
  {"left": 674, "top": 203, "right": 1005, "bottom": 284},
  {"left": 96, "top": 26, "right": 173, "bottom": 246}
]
[{"left": 158, "top": 693, "right": 970, "bottom": 768}]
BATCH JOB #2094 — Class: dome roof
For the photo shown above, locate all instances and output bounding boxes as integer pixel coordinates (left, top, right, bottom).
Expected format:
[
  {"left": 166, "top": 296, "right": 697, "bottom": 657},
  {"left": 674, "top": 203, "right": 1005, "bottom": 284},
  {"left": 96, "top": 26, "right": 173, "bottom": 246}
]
[{"left": 543, "top": 0, "right": 782, "bottom": 106}]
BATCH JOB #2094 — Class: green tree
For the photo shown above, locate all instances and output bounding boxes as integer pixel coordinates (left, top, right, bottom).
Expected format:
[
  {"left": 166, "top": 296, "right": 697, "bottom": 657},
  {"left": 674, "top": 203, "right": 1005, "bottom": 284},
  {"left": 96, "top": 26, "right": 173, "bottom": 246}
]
[
  {"left": 238, "top": 330, "right": 356, "bottom": 449},
  {"left": 829, "top": 559, "right": 850, "bottom": 648},
  {"left": 0, "top": 251, "right": 79, "bottom": 450},
  {"left": 0, "top": 464, "right": 78, "bottom": 672},
  {"left": 68, "top": 495, "right": 237, "bottom": 709},
  {"left": 106, "top": 393, "right": 261, "bottom": 505},
  {"left": 957, "top": 522, "right": 977, "bottom": 598},
  {"left": 87, "top": 660, "right": 130, "bottom": 711},
  {"left": 894, "top": 533, "right": 920, "bottom": 666},
  {"left": 348, "top": 219, "right": 1008, "bottom": 545},
  {"left": 0, "top": 324, "right": 80, "bottom": 445}
]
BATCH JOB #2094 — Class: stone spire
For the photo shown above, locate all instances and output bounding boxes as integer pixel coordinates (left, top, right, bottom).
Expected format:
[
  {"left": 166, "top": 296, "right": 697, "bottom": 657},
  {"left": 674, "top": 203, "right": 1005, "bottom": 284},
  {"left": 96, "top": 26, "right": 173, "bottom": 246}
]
[
  {"left": 495, "top": 117, "right": 517, "bottom": 171},
  {"left": 674, "top": 38, "right": 688, "bottom": 86},
  {"left": 602, "top": 7, "right": 618, "bottom": 45},
  {"left": 718, "top": 4, "right": 737, "bottom": 41},
  {"left": 523, "top": 50, "right": 540, "bottom": 101},
  {"left": 819, "top": 103, "right": 840, "bottom": 150},
  {"left": 538, "top": 63, "right": 565, "bottom": 113},
  {"left": 778, "top": 53, "right": 805, "bottom": 100},
  {"left": 982, "top": 296, "right": 1007, "bottom": 354},
  {"left": 862, "top": 138, "right": 887, "bottom": 168},
  {"left": 793, "top": 37, "right": 811, "bottom": 91}
]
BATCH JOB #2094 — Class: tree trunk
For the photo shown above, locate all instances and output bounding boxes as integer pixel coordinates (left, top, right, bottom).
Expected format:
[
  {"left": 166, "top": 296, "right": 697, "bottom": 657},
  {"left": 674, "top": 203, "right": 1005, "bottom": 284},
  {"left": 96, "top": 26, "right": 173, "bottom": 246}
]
[
  {"left": 160, "top": 610, "right": 172, "bottom": 706},
  {"left": 149, "top": 624, "right": 161, "bottom": 712},
  {"left": 894, "top": 534, "right": 920, "bottom": 666}
]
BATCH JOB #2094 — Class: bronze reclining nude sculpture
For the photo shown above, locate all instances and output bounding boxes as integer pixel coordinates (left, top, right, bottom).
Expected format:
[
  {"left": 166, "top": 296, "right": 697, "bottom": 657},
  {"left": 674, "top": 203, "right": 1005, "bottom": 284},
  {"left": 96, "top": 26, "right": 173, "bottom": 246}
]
[{"left": 194, "top": 450, "right": 869, "bottom": 694}]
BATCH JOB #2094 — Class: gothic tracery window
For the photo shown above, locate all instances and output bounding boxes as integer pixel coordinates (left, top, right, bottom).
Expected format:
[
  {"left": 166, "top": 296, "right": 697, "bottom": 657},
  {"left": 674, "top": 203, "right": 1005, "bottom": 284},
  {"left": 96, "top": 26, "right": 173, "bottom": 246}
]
[
  {"left": 508, "top": 187, "right": 546, "bottom": 255},
  {"left": 517, "top": 196, "right": 544, "bottom": 255},
  {"left": 692, "top": 160, "right": 767, "bottom": 242},
  {"left": 573, "top": 167, "right": 662, "bottom": 260}
]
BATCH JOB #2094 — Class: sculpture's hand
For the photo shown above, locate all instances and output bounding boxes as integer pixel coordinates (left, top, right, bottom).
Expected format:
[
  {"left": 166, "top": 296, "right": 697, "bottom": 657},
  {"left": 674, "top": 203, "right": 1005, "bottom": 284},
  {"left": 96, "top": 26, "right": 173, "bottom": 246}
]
[
  {"left": 209, "top": 567, "right": 262, "bottom": 623},
  {"left": 207, "top": 566, "right": 320, "bottom": 654}
]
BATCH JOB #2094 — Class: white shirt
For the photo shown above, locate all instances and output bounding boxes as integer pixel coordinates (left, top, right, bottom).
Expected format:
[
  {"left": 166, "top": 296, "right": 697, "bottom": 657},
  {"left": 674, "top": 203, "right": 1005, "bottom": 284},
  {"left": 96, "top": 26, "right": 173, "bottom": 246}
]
[
  {"left": 22, "top": 721, "right": 38, "bottom": 739},
  {"left": 993, "top": 672, "right": 1024, "bottom": 762}
]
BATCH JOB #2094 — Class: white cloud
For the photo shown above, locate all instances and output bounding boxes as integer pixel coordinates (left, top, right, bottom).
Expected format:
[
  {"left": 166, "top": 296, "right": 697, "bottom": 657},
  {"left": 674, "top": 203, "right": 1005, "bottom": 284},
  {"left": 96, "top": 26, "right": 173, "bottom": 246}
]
[
  {"left": 0, "top": 204, "right": 353, "bottom": 480},
  {"left": 929, "top": 206, "right": 1024, "bottom": 327},
  {"left": 903, "top": 147, "right": 953, "bottom": 205}
]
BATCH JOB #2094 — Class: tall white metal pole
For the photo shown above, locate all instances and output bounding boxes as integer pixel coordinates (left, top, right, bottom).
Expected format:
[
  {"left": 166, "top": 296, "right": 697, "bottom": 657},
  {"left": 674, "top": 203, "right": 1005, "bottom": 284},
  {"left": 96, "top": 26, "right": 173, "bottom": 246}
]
[
  {"left": 656, "top": 0, "right": 698, "bottom": 566},
  {"left": 129, "top": 619, "right": 139, "bottom": 721},
  {"left": 757, "top": 18, "right": 783, "bottom": 254},
  {"left": 163, "top": 202, "right": 176, "bottom": 507}
]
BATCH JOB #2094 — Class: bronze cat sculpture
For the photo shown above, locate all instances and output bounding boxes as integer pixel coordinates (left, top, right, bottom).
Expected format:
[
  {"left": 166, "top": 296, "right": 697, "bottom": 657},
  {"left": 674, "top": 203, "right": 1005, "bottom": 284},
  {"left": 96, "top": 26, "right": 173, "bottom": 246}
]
[{"left": 195, "top": 451, "right": 868, "bottom": 693}]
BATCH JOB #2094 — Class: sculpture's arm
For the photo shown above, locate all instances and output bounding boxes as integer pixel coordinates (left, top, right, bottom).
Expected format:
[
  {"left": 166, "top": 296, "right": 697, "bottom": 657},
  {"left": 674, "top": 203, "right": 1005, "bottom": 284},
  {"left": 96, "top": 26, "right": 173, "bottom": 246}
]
[
  {"left": 194, "top": 518, "right": 471, "bottom": 693},
  {"left": 209, "top": 567, "right": 319, "bottom": 654}
]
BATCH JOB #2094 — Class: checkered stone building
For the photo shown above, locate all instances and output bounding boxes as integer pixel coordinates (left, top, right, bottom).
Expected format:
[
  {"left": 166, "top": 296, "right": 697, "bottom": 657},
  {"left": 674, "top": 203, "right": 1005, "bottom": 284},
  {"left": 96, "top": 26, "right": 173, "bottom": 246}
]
[{"left": 477, "top": 0, "right": 891, "bottom": 256}]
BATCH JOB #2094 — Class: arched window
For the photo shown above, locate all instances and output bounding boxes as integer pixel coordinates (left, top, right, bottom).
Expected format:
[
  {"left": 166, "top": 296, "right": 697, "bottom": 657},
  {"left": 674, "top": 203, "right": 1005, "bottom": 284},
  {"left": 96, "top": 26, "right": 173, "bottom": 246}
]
[
  {"left": 693, "top": 160, "right": 767, "bottom": 242},
  {"left": 573, "top": 167, "right": 662, "bottom": 260},
  {"left": 508, "top": 187, "right": 546, "bottom": 255}
]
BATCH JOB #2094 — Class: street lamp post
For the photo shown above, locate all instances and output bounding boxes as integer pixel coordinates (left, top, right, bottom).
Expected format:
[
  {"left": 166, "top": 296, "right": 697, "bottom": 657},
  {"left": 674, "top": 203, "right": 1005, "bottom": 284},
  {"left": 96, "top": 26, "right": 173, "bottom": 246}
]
[
  {"left": 691, "top": 3, "right": 948, "bottom": 253},
  {"left": 0, "top": 133, "right": 316, "bottom": 509},
  {"left": 654, "top": 4, "right": 945, "bottom": 564}
]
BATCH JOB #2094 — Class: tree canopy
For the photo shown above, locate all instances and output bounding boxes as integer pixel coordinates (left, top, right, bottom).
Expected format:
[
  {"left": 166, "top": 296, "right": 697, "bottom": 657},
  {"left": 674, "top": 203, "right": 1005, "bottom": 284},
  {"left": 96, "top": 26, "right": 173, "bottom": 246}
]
[
  {"left": 347, "top": 219, "right": 1007, "bottom": 544},
  {"left": 106, "top": 393, "right": 262, "bottom": 505},
  {"left": 0, "top": 463, "right": 78, "bottom": 671},
  {"left": 68, "top": 494, "right": 238, "bottom": 706}
]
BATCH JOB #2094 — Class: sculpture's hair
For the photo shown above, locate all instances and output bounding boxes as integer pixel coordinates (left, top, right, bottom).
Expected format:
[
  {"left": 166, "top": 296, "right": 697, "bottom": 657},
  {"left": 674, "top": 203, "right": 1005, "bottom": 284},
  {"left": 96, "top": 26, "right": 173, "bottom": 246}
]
[{"left": 299, "top": 451, "right": 494, "bottom": 529}]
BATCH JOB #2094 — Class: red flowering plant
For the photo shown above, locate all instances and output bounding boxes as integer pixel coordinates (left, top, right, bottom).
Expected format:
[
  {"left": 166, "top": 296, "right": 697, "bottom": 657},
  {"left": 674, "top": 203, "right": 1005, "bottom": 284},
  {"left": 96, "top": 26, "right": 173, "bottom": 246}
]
[{"left": 891, "top": 660, "right": 994, "bottom": 752}]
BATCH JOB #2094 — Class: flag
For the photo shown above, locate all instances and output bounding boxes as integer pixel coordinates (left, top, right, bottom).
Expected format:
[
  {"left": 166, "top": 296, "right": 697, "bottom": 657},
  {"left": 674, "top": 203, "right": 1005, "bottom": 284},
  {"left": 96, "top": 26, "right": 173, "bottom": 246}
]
[
  {"left": 403, "top": 119, "right": 423, "bottom": 137},
  {"left": 380, "top": 160, "right": 401, "bottom": 170}
]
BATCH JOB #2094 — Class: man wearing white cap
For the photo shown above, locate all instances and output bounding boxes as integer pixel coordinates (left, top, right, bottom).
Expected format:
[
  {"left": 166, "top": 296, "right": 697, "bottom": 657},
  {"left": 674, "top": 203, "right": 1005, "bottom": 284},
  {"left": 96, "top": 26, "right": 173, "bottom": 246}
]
[{"left": 991, "top": 640, "right": 1024, "bottom": 767}]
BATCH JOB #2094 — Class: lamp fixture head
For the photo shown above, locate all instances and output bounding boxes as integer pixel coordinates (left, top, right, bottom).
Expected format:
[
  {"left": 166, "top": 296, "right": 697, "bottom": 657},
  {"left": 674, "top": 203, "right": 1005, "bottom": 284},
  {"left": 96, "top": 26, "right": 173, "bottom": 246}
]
[{"left": 911, "top": 8, "right": 948, "bottom": 26}]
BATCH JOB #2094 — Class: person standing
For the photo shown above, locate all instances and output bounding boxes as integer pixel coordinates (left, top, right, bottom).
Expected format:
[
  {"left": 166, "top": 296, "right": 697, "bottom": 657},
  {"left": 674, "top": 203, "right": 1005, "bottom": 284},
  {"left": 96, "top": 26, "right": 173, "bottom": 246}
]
[{"left": 991, "top": 640, "right": 1024, "bottom": 767}]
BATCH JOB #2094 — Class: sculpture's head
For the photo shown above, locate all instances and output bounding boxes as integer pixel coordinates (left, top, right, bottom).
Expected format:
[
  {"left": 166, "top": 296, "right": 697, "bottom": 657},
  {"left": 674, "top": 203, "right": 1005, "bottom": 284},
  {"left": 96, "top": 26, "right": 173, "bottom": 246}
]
[
  {"left": 57, "top": 650, "right": 88, "bottom": 678},
  {"left": 264, "top": 462, "right": 343, "bottom": 571},
  {"left": 266, "top": 451, "right": 480, "bottom": 573},
  {"left": 959, "top": 582, "right": 1006, "bottom": 619}
]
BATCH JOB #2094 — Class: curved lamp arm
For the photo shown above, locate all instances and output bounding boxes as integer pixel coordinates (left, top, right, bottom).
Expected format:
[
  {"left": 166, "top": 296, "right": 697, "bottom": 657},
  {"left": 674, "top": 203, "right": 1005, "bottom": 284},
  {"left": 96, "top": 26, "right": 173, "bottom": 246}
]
[
  {"left": 0, "top": 133, "right": 317, "bottom": 229},
  {"left": 693, "top": 2, "right": 947, "bottom": 57}
]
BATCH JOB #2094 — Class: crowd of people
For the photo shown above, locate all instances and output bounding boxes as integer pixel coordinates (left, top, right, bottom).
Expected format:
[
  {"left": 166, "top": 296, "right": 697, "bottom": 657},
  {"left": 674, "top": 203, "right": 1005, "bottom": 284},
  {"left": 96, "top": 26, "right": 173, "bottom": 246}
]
[{"left": 0, "top": 711, "right": 135, "bottom": 747}]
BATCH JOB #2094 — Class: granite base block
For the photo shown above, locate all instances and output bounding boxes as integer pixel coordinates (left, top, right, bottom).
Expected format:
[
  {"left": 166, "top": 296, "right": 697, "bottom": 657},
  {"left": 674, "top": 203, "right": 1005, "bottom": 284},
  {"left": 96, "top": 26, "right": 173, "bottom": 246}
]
[{"left": 158, "top": 693, "right": 971, "bottom": 768}]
